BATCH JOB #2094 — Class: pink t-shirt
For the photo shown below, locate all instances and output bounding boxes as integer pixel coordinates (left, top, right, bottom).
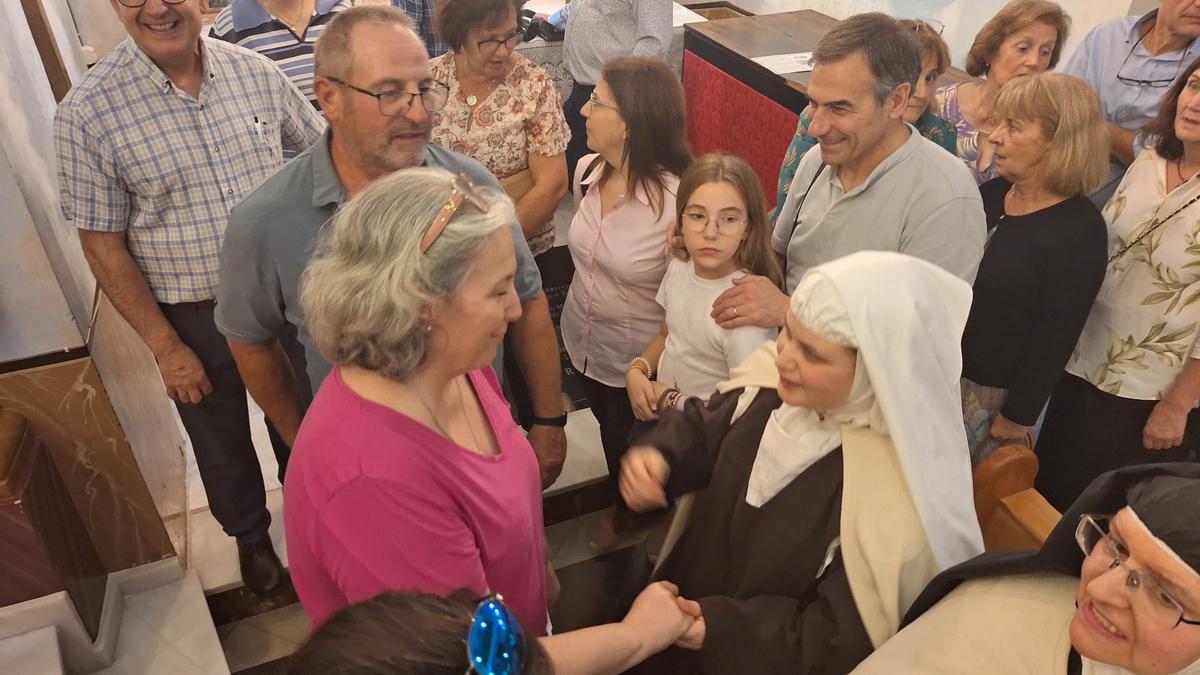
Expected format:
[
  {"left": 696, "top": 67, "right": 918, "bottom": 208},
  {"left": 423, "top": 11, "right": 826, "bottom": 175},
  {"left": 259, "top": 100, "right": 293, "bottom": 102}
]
[{"left": 284, "top": 366, "right": 547, "bottom": 631}]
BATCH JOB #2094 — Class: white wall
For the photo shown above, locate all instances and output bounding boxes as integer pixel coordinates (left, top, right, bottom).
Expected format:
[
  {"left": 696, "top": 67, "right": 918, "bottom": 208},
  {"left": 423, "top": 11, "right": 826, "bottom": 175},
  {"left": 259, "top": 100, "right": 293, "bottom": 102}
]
[{"left": 790, "top": 0, "right": 1142, "bottom": 68}]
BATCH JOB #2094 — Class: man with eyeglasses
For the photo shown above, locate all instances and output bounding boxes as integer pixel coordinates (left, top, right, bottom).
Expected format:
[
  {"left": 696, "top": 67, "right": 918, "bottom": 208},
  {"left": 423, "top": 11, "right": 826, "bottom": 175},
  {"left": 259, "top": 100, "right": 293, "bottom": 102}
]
[
  {"left": 216, "top": 6, "right": 570, "bottom": 489},
  {"left": 53, "top": 0, "right": 324, "bottom": 594},
  {"left": 1063, "top": 1, "right": 1200, "bottom": 207},
  {"left": 852, "top": 463, "right": 1200, "bottom": 675}
]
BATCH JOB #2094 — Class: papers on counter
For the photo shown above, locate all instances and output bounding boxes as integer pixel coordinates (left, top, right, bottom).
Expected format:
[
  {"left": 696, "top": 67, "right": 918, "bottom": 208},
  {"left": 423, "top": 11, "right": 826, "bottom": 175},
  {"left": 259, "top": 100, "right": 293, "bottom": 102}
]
[
  {"left": 751, "top": 52, "right": 814, "bottom": 75},
  {"left": 673, "top": 3, "right": 706, "bottom": 27}
]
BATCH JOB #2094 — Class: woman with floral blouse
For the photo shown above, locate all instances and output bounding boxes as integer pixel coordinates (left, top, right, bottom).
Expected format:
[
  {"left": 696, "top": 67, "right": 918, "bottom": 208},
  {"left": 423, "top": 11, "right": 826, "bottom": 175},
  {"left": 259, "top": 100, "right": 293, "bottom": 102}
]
[
  {"left": 431, "top": 0, "right": 569, "bottom": 256},
  {"left": 1034, "top": 58, "right": 1200, "bottom": 510}
]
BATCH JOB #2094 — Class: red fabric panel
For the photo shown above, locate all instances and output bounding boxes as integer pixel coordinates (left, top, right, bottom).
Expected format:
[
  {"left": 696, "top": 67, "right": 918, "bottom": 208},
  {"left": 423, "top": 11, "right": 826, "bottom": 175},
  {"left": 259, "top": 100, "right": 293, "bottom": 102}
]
[{"left": 683, "top": 50, "right": 800, "bottom": 203}]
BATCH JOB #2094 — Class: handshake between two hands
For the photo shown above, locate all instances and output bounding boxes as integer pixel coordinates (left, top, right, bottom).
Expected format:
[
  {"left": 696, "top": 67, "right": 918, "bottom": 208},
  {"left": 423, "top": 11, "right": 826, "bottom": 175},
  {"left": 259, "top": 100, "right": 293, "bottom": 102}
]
[{"left": 626, "top": 581, "right": 706, "bottom": 652}]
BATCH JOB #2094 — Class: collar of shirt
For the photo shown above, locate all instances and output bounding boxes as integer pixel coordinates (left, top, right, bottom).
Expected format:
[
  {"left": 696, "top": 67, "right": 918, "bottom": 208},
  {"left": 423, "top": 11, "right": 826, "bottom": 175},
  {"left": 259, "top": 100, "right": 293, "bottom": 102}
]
[
  {"left": 126, "top": 36, "right": 218, "bottom": 93},
  {"left": 579, "top": 158, "right": 658, "bottom": 206},
  {"left": 310, "top": 127, "right": 441, "bottom": 207},
  {"left": 230, "top": 0, "right": 342, "bottom": 32},
  {"left": 830, "top": 124, "right": 920, "bottom": 197},
  {"left": 1124, "top": 8, "right": 1200, "bottom": 59}
]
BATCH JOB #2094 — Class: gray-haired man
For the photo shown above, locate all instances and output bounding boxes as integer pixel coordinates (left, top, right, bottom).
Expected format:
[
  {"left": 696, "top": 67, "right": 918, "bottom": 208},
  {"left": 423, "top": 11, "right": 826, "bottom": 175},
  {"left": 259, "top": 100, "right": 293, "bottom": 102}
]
[
  {"left": 708, "top": 13, "right": 986, "bottom": 331},
  {"left": 216, "top": 6, "right": 568, "bottom": 488}
]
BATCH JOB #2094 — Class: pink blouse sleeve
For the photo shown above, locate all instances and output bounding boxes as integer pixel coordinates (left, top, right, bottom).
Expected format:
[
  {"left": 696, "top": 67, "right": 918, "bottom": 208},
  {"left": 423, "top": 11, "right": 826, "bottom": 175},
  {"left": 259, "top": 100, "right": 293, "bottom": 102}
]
[
  {"left": 525, "top": 68, "right": 570, "bottom": 158},
  {"left": 312, "top": 475, "right": 489, "bottom": 608}
]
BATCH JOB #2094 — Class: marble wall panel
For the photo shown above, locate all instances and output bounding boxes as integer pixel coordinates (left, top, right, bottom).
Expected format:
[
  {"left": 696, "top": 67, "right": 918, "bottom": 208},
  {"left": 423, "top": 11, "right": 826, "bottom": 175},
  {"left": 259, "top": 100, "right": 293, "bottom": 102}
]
[
  {"left": 0, "top": 410, "right": 107, "bottom": 639},
  {"left": 0, "top": 357, "right": 175, "bottom": 572}
]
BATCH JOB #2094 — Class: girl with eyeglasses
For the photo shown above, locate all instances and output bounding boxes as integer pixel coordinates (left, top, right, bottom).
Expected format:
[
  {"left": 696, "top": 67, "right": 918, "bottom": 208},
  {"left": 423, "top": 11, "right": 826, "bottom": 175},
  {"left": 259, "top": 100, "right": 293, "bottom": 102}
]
[
  {"left": 625, "top": 154, "right": 781, "bottom": 423},
  {"left": 853, "top": 464, "right": 1200, "bottom": 675}
]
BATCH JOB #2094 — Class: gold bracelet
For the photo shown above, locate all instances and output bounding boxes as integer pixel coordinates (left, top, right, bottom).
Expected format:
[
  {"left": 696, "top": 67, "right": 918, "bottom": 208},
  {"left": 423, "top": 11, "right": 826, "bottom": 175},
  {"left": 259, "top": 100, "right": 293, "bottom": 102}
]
[{"left": 628, "top": 356, "right": 653, "bottom": 379}]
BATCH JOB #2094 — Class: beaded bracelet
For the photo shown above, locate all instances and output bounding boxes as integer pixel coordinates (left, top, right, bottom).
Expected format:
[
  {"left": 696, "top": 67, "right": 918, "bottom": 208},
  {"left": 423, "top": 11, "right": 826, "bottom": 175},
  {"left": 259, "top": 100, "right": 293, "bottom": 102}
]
[
  {"left": 628, "top": 356, "right": 653, "bottom": 379},
  {"left": 657, "top": 387, "right": 685, "bottom": 412}
]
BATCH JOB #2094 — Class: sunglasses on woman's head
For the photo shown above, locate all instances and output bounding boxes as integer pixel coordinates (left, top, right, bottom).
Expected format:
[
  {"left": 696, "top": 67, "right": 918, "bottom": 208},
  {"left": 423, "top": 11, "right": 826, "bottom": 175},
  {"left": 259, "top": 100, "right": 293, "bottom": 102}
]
[{"left": 466, "top": 594, "right": 526, "bottom": 675}]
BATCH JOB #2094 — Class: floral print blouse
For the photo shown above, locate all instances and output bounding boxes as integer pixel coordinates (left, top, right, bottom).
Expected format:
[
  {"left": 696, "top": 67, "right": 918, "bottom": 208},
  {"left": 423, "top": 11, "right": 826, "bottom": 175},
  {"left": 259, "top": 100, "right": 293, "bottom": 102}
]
[
  {"left": 1066, "top": 149, "right": 1200, "bottom": 400},
  {"left": 934, "top": 82, "right": 999, "bottom": 186},
  {"left": 430, "top": 52, "right": 570, "bottom": 255}
]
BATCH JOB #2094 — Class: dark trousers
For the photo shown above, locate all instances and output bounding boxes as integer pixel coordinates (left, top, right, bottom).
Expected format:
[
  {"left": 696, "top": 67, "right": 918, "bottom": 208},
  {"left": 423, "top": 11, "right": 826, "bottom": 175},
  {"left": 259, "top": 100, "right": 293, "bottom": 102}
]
[
  {"left": 1034, "top": 373, "right": 1200, "bottom": 511},
  {"left": 160, "top": 302, "right": 290, "bottom": 545},
  {"left": 564, "top": 82, "right": 596, "bottom": 177},
  {"left": 578, "top": 374, "right": 636, "bottom": 481}
]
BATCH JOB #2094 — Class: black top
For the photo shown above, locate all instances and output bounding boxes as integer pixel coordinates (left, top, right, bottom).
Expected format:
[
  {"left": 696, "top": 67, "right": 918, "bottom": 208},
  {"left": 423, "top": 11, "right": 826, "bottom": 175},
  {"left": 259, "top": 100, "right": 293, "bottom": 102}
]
[{"left": 960, "top": 178, "right": 1107, "bottom": 425}]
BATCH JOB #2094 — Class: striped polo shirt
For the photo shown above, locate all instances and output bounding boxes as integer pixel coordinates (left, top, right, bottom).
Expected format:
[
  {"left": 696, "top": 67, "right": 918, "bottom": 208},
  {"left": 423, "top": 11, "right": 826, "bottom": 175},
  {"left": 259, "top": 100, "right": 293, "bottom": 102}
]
[{"left": 209, "top": 0, "right": 348, "bottom": 104}]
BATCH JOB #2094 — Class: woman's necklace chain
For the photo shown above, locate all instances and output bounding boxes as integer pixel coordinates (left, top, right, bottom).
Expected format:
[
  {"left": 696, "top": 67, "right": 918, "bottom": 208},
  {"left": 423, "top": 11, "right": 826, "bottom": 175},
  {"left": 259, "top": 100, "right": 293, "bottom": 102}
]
[
  {"left": 456, "top": 56, "right": 501, "bottom": 107},
  {"left": 411, "top": 376, "right": 484, "bottom": 451},
  {"left": 1108, "top": 176, "right": 1200, "bottom": 264}
]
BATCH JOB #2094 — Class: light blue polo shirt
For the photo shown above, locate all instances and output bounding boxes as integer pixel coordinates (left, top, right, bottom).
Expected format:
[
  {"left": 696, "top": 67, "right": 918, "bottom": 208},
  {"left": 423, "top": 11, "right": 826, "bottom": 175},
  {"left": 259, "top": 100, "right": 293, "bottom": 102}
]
[
  {"left": 1062, "top": 9, "right": 1200, "bottom": 206},
  {"left": 215, "top": 129, "right": 543, "bottom": 394}
]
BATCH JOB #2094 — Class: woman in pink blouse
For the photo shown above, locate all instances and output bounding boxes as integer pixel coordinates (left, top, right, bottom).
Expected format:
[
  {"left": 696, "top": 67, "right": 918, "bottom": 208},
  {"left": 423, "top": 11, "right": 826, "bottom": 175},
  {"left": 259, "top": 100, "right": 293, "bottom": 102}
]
[
  {"left": 430, "top": 0, "right": 570, "bottom": 256},
  {"left": 561, "top": 56, "right": 692, "bottom": 540},
  {"left": 284, "top": 167, "right": 546, "bottom": 631}
]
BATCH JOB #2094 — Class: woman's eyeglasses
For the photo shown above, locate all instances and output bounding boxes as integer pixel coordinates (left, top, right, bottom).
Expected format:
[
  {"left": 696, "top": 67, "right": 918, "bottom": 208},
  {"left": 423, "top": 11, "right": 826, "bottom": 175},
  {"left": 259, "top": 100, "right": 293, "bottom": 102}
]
[
  {"left": 467, "top": 594, "right": 525, "bottom": 675},
  {"left": 478, "top": 31, "right": 524, "bottom": 56},
  {"left": 1076, "top": 514, "right": 1200, "bottom": 630},
  {"left": 422, "top": 173, "right": 488, "bottom": 253},
  {"left": 587, "top": 93, "right": 620, "bottom": 113}
]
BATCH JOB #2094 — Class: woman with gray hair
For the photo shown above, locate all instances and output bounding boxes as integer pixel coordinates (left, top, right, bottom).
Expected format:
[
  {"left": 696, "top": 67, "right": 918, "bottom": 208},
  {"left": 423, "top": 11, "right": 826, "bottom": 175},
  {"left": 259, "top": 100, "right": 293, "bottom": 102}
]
[{"left": 282, "top": 167, "right": 554, "bottom": 633}]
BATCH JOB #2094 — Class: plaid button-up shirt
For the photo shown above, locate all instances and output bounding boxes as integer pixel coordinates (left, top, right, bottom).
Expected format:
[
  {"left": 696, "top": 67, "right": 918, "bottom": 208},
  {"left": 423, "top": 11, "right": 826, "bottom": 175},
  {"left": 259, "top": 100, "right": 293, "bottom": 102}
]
[
  {"left": 390, "top": 0, "right": 449, "bottom": 57},
  {"left": 54, "top": 37, "right": 325, "bottom": 303}
]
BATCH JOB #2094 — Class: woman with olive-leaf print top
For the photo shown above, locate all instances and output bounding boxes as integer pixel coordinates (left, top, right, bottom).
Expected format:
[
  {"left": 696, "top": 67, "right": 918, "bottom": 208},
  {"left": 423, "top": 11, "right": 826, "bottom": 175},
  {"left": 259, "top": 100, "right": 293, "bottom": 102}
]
[{"left": 1034, "top": 75, "right": 1200, "bottom": 511}]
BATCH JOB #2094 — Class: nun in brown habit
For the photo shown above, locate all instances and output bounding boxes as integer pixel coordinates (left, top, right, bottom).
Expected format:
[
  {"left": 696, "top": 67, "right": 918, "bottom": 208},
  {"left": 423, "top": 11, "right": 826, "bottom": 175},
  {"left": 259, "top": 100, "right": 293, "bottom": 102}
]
[
  {"left": 853, "top": 463, "right": 1200, "bottom": 675},
  {"left": 618, "top": 252, "right": 985, "bottom": 674}
]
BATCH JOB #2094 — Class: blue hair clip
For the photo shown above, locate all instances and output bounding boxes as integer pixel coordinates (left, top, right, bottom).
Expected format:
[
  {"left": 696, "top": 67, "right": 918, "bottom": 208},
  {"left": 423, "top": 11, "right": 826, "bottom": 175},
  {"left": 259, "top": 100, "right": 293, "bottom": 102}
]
[{"left": 467, "top": 594, "right": 526, "bottom": 675}]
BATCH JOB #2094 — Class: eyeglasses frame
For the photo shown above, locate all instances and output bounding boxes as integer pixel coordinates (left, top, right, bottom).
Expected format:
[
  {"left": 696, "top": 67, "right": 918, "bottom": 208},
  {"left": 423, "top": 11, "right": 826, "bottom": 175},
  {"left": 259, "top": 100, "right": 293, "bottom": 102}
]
[
  {"left": 325, "top": 76, "right": 449, "bottom": 117},
  {"left": 1076, "top": 513, "right": 1200, "bottom": 629},
  {"left": 1116, "top": 32, "right": 1188, "bottom": 89},
  {"left": 679, "top": 209, "right": 749, "bottom": 237},
  {"left": 477, "top": 30, "right": 524, "bottom": 56},
  {"left": 422, "top": 173, "right": 489, "bottom": 253},
  {"left": 466, "top": 593, "right": 526, "bottom": 675},
  {"left": 586, "top": 93, "right": 620, "bottom": 113}
]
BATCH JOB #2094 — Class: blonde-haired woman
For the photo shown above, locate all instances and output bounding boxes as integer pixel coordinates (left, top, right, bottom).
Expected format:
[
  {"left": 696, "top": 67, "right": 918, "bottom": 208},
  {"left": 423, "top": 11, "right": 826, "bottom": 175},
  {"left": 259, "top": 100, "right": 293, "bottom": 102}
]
[
  {"left": 284, "top": 167, "right": 546, "bottom": 632},
  {"left": 960, "top": 73, "right": 1109, "bottom": 464},
  {"left": 936, "top": 0, "right": 1070, "bottom": 184}
]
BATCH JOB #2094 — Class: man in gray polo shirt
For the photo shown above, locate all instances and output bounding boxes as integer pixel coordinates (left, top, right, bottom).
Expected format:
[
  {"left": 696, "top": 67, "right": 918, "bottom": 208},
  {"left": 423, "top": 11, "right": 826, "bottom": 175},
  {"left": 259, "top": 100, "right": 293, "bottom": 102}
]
[
  {"left": 711, "top": 13, "right": 985, "bottom": 330},
  {"left": 215, "top": 6, "right": 568, "bottom": 486}
]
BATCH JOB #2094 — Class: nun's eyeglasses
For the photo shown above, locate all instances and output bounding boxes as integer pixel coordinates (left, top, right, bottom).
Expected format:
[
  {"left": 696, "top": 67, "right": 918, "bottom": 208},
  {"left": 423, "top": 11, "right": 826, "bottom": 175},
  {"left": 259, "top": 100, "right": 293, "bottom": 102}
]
[{"left": 1077, "top": 514, "right": 1200, "bottom": 629}]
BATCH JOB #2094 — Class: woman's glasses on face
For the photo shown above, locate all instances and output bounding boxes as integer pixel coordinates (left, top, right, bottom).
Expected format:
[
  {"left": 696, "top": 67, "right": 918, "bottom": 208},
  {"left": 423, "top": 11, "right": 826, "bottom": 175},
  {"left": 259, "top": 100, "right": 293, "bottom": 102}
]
[
  {"left": 466, "top": 594, "right": 525, "bottom": 675},
  {"left": 477, "top": 31, "right": 523, "bottom": 56},
  {"left": 587, "top": 93, "right": 620, "bottom": 113},
  {"left": 1076, "top": 514, "right": 1200, "bottom": 630},
  {"left": 680, "top": 209, "right": 748, "bottom": 236}
]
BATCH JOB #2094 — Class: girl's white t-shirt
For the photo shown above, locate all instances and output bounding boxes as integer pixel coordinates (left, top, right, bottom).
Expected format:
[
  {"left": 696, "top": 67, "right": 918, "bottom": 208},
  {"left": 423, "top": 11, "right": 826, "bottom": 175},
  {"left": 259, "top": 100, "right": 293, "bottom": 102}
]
[{"left": 655, "top": 258, "right": 779, "bottom": 398}]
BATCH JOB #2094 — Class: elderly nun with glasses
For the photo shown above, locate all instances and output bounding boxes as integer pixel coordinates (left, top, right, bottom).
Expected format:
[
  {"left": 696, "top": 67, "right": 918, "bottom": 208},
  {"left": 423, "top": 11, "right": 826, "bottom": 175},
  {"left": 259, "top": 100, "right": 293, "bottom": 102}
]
[
  {"left": 428, "top": 0, "right": 570, "bottom": 257},
  {"left": 853, "top": 463, "right": 1200, "bottom": 675},
  {"left": 283, "top": 168, "right": 576, "bottom": 631}
]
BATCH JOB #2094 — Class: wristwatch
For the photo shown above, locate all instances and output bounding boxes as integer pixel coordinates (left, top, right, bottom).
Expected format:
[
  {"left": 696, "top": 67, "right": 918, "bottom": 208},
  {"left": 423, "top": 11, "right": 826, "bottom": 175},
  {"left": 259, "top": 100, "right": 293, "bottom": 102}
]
[{"left": 531, "top": 413, "right": 568, "bottom": 428}]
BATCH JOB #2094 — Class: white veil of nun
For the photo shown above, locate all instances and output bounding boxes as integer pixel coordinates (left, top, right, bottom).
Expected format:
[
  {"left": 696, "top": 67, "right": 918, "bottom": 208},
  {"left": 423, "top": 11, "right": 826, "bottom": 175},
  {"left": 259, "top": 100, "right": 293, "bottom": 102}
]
[{"left": 746, "top": 251, "right": 984, "bottom": 571}]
